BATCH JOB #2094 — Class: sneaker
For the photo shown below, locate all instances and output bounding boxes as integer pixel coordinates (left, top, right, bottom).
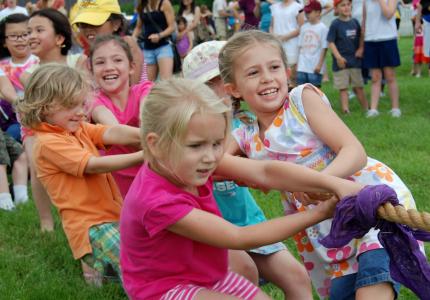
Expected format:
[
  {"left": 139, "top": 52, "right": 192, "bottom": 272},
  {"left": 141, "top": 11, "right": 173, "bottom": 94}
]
[
  {"left": 390, "top": 108, "right": 401, "bottom": 118},
  {"left": 380, "top": 91, "right": 386, "bottom": 97},
  {"left": 348, "top": 90, "right": 355, "bottom": 100},
  {"left": 366, "top": 109, "right": 379, "bottom": 118}
]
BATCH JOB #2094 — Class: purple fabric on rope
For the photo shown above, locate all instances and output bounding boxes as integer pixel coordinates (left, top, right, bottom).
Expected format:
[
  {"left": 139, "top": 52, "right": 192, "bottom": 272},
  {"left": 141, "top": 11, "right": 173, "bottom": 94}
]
[{"left": 320, "top": 184, "right": 430, "bottom": 299}]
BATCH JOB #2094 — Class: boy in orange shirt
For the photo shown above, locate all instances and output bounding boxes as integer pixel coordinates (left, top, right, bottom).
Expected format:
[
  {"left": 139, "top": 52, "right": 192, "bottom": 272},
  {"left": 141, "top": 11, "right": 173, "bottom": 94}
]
[{"left": 16, "top": 63, "right": 143, "bottom": 286}]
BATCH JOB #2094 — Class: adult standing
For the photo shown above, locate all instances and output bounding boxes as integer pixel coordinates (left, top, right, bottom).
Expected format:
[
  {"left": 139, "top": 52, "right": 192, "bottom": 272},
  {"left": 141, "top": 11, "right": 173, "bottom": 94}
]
[
  {"left": 254, "top": 0, "right": 274, "bottom": 32},
  {"left": 178, "top": 0, "right": 202, "bottom": 43},
  {"left": 416, "top": 0, "right": 430, "bottom": 60},
  {"left": 0, "top": 0, "right": 28, "bottom": 21},
  {"left": 133, "top": 0, "right": 175, "bottom": 81},
  {"left": 212, "top": 0, "right": 231, "bottom": 40},
  {"left": 363, "top": 0, "right": 401, "bottom": 117},
  {"left": 238, "top": 0, "right": 259, "bottom": 29}
]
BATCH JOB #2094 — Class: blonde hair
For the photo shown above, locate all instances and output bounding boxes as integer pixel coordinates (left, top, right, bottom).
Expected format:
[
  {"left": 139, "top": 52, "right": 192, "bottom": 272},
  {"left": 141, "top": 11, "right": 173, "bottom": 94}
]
[
  {"left": 219, "top": 30, "right": 288, "bottom": 85},
  {"left": 140, "top": 78, "right": 231, "bottom": 169},
  {"left": 17, "top": 63, "right": 90, "bottom": 128}
]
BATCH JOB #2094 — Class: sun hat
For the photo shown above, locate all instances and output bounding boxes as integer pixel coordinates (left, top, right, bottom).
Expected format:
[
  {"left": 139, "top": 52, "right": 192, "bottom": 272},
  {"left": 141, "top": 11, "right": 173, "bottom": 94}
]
[
  {"left": 304, "top": 0, "right": 322, "bottom": 13},
  {"left": 71, "top": 0, "right": 121, "bottom": 26},
  {"left": 182, "top": 40, "right": 227, "bottom": 83}
]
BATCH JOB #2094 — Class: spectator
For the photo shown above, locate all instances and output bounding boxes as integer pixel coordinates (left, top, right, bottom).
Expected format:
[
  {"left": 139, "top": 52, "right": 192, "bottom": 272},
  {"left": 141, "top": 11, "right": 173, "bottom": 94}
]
[{"left": 0, "top": 0, "right": 28, "bottom": 21}]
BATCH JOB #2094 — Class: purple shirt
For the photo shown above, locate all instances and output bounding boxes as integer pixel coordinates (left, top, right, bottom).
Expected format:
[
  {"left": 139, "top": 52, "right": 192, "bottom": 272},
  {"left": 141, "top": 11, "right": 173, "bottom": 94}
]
[{"left": 239, "top": 0, "right": 259, "bottom": 28}]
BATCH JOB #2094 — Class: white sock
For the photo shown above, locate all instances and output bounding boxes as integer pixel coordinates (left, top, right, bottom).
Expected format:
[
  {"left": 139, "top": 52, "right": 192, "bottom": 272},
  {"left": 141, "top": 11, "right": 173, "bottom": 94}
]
[
  {"left": 0, "top": 193, "right": 15, "bottom": 211},
  {"left": 13, "top": 185, "right": 28, "bottom": 205}
]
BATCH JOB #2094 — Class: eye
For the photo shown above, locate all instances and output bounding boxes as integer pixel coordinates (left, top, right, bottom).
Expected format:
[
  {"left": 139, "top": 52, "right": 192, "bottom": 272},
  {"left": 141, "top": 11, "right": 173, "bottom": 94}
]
[
  {"left": 188, "top": 144, "right": 201, "bottom": 149},
  {"left": 94, "top": 60, "right": 104, "bottom": 65},
  {"left": 271, "top": 64, "right": 281, "bottom": 70},
  {"left": 247, "top": 69, "right": 258, "bottom": 77}
]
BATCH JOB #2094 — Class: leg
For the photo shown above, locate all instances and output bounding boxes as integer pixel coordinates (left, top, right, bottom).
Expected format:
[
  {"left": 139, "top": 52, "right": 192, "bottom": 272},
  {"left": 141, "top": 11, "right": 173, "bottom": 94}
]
[
  {"left": 249, "top": 249, "right": 313, "bottom": 300},
  {"left": 0, "top": 165, "right": 15, "bottom": 211},
  {"left": 228, "top": 249, "right": 259, "bottom": 285},
  {"left": 353, "top": 87, "right": 369, "bottom": 111},
  {"left": 339, "top": 89, "right": 350, "bottom": 113},
  {"left": 383, "top": 67, "right": 399, "bottom": 110},
  {"left": 195, "top": 289, "right": 270, "bottom": 300},
  {"left": 146, "top": 64, "right": 158, "bottom": 82},
  {"left": 356, "top": 283, "right": 395, "bottom": 300},
  {"left": 369, "top": 68, "right": 382, "bottom": 111},
  {"left": 157, "top": 57, "right": 174, "bottom": 80},
  {"left": 11, "top": 152, "right": 29, "bottom": 204},
  {"left": 24, "top": 136, "right": 54, "bottom": 231}
]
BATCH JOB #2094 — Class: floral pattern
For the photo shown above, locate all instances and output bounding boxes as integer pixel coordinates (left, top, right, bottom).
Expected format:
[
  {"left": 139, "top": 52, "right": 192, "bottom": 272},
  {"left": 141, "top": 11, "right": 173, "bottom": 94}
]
[{"left": 232, "top": 84, "right": 417, "bottom": 299}]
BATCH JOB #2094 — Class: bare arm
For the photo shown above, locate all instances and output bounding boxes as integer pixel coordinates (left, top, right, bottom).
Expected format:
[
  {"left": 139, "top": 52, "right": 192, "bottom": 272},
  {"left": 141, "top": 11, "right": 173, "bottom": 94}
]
[
  {"left": 160, "top": 0, "right": 176, "bottom": 38},
  {"left": 123, "top": 35, "right": 143, "bottom": 85},
  {"left": 328, "top": 42, "right": 347, "bottom": 68},
  {"left": 132, "top": 17, "right": 143, "bottom": 39},
  {"left": 314, "top": 48, "right": 327, "bottom": 74},
  {"left": 301, "top": 87, "right": 367, "bottom": 178},
  {"left": 85, "top": 150, "right": 143, "bottom": 174},
  {"left": 280, "top": 11, "right": 304, "bottom": 41},
  {"left": 378, "top": 0, "right": 397, "bottom": 19},
  {"left": 0, "top": 76, "right": 18, "bottom": 104},
  {"left": 91, "top": 106, "right": 120, "bottom": 125},
  {"left": 253, "top": 0, "right": 261, "bottom": 18},
  {"left": 188, "top": 6, "right": 201, "bottom": 31},
  {"left": 102, "top": 124, "right": 141, "bottom": 146}
]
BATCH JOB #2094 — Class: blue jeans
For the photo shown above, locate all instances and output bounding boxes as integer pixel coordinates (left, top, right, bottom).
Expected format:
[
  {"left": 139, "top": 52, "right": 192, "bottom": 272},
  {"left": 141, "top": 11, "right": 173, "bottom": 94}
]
[
  {"left": 143, "top": 43, "right": 173, "bottom": 65},
  {"left": 330, "top": 249, "right": 400, "bottom": 300},
  {"left": 296, "top": 71, "right": 323, "bottom": 87}
]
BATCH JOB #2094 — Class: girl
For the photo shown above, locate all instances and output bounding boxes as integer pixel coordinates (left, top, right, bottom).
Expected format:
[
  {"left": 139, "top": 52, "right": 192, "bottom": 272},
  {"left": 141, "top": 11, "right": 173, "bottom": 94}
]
[
  {"left": 120, "top": 77, "right": 364, "bottom": 300},
  {"left": 71, "top": 0, "right": 145, "bottom": 84},
  {"left": 183, "top": 40, "right": 314, "bottom": 299},
  {"left": 21, "top": 8, "right": 87, "bottom": 231},
  {"left": 89, "top": 35, "right": 153, "bottom": 198},
  {"left": 133, "top": 0, "right": 176, "bottom": 81},
  {"left": 176, "top": 17, "right": 193, "bottom": 59},
  {"left": 362, "top": 0, "right": 401, "bottom": 117},
  {"left": 0, "top": 13, "right": 39, "bottom": 141},
  {"left": 219, "top": 30, "right": 417, "bottom": 299},
  {"left": 178, "top": 0, "right": 201, "bottom": 44}
]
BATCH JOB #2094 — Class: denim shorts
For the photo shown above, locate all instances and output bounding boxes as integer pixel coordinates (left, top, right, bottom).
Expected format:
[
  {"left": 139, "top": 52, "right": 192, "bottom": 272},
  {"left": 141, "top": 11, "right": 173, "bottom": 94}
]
[
  {"left": 296, "top": 71, "right": 323, "bottom": 87},
  {"left": 330, "top": 249, "right": 400, "bottom": 300},
  {"left": 143, "top": 43, "right": 173, "bottom": 65}
]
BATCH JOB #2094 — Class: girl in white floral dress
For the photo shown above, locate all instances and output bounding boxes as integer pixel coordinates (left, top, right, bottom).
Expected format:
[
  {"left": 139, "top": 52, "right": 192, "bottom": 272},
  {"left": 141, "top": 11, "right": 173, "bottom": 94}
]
[{"left": 219, "top": 30, "right": 417, "bottom": 300}]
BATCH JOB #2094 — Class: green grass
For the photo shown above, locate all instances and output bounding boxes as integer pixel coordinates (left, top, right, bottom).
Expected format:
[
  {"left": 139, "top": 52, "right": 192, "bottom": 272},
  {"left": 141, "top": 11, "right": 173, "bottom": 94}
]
[{"left": 0, "top": 36, "right": 428, "bottom": 299}]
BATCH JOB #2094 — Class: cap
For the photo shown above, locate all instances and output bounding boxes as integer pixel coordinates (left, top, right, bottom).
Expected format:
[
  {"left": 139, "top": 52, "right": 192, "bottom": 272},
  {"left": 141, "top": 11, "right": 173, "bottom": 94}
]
[
  {"left": 71, "top": 0, "right": 121, "bottom": 26},
  {"left": 304, "top": 0, "right": 322, "bottom": 13},
  {"left": 182, "top": 41, "right": 227, "bottom": 83},
  {"left": 333, "top": 0, "right": 349, "bottom": 7}
]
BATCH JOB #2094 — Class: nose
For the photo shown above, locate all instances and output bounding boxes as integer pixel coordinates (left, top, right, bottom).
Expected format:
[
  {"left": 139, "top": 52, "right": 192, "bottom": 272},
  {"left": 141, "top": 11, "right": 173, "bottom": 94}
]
[
  {"left": 202, "top": 147, "right": 217, "bottom": 163},
  {"left": 260, "top": 68, "right": 273, "bottom": 83}
]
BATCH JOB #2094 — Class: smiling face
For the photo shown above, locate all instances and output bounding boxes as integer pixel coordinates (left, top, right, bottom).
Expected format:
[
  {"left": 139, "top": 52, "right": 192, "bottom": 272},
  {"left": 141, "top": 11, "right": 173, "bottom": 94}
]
[
  {"left": 91, "top": 40, "right": 133, "bottom": 94},
  {"left": 156, "top": 112, "right": 226, "bottom": 194},
  {"left": 28, "top": 15, "right": 64, "bottom": 58},
  {"left": 4, "top": 22, "right": 31, "bottom": 60},
  {"left": 43, "top": 96, "right": 87, "bottom": 133},
  {"left": 78, "top": 20, "right": 119, "bottom": 43},
  {"left": 336, "top": 0, "right": 352, "bottom": 18},
  {"left": 226, "top": 43, "right": 289, "bottom": 119}
]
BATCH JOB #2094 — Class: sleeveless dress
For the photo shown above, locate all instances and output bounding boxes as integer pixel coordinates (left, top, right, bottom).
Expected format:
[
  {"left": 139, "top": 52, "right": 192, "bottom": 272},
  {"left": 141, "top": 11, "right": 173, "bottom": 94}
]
[{"left": 232, "top": 84, "right": 417, "bottom": 298}]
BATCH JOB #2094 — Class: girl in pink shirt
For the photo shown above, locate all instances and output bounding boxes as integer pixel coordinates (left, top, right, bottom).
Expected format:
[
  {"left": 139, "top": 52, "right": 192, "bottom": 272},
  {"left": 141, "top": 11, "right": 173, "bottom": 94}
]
[
  {"left": 120, "top": 78, "right": 364, "bottom": 300},
  {"left": 89, "top": 35, "right": 153, "bottom": 197}
]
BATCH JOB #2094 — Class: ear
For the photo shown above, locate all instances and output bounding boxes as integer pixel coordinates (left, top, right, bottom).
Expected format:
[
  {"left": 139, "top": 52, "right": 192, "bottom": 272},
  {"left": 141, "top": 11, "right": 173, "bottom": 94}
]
[
  {"left": 224, "top": 82, "right": 242, "bottom": 99},
  {"left": 129, "top": 61, "right": 136, "bottom": 76},
  {"left": 55, "top": 34, "right": 65, "bottom": 48},
  {"left": 146, "top": 132, "right": 161, "bottom": 158}
]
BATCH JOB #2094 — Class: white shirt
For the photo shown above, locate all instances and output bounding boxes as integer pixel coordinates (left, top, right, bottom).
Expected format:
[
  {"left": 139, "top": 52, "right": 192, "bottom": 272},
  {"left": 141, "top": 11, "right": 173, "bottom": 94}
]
[
  {"left": 0, "top": 6, "right": 28, "bottom": 21},
  {"left": 364, "top": 0, "right": 397, "bottom": 41},
  {"left": 271, "top": 1, "right": 303, "bottom": 53},
  {"left": 298, "top": 22, "right": 328, "bottom": 74},
  {"left": 212, "top": 0, "right": 227, "bottom": 18}
]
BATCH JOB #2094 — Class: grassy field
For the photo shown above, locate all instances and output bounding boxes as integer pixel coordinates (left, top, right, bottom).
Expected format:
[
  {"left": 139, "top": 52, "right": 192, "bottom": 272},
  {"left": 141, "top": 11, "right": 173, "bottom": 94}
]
[{"left": 1, "top": 36, "right": 429, "bottom": 299}]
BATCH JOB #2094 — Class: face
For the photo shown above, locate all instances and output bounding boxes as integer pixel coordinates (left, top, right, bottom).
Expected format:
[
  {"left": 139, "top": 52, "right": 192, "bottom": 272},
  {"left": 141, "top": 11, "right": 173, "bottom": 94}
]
[
  {"left": 178, "top": 21, "right": 186, "bottom": 31},
  {"left": 226, "top": 43, "right": 288, "bottom": 117},
  {"left": 78, "top": 20, "right": 119, "bottom": 43},
  {"left": 158, "top": 113, "right": 226, "bottom": 194},
  {"left": 306, "top": 10, "right": 321, "bottom": 23},
  {"left": 336, "top": 0, "right": 352, "bottom": 17},
  {"left": 44, "top": 96, "right": 87, "bottom": 133},
  {"left": 6, "top": 0, "right": 16, "bottom": 7},
  {"left": 28, "top": 16, "right": 64, "bottom": 58},
  {"left": 4, "top": 22, "right": 31, "bottom": 59},
  {"left": 91, "top": 40, "right": 133, "bottom": 94}
]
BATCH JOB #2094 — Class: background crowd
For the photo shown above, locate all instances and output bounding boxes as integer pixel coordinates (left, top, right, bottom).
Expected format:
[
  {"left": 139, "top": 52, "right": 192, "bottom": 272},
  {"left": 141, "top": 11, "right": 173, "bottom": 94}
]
[{"left": 0, "top": 0, "right": 429, "bottom": 298}]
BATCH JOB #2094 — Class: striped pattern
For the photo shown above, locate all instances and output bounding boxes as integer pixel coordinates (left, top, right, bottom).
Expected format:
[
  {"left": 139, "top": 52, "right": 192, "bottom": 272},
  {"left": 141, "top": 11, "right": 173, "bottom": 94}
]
[{"left": 161, "top": 272, "right": 259, "bottom": 300}]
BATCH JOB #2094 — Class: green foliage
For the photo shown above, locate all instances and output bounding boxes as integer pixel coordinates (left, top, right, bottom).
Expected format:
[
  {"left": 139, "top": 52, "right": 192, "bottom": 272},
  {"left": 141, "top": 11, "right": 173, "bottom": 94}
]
[{"left": 0, "top": 37, "right": 427, "bottom": 299}]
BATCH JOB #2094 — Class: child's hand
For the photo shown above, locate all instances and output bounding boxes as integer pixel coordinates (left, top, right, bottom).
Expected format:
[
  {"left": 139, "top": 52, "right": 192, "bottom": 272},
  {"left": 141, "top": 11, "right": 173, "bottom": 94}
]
[
  {"left": 355, "top": 47, "right": 363, "bottom": 58},
  {"left": 336, "top": 56, "right": 347, "bottom": 69},
  {"left": 314, "top": 65, "right": 322, "bottom": 74},
  {"left": 334, "top": 180, "right": 364, "bottom": 200},
  {"left": 293, "top": 191, "right": 334, "bottom": 206},
  {"left": 314, "top": 195, "right": 339, "bottom": 219}
]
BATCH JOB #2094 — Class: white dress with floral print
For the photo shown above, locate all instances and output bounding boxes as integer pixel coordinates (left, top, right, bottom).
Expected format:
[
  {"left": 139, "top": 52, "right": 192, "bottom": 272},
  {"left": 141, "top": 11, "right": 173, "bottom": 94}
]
[{"left": 232, "top": 84, "right": 416, "bottom": 299}]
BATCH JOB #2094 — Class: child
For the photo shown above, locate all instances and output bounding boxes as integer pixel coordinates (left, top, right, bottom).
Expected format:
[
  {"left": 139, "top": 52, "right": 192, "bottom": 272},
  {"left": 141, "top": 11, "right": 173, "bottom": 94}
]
[
  {"left": 71, "top": 0, "right": 145, "bottom": 84},
  {"left": 270, "top": 0, "right": 304, "bottom": 88},
  {"left": 16, "top": 63, "right": 143, "bottom": 285},
  {"left": 89, "top": 35, "right": 153, "bottom": 198},
  {"left": 327, "top": 0, "right": 368, "bottom": 113},
  {"left": 362, "top": 0, "right": 401, "bottom": 117},
  {"left": 0, "top": 129, "right": 28, "bottom": 210},
  {"left": 0, "top": 13, "right": 39, "bottom": 141},
  {"left": 219, "top": 30, "right": 417, "bottom": 299},
  {"left": 183, "top": 40, "right": 313, "bottom": 299},
  {"left": 297, "top": 0, "right": 328, "bottom": 89},
  {"left": 120, "top": 77, "right": 364, "bottom": 299},
  {"left": 176, "top": 16, "right": 193, "bottom": 59}
]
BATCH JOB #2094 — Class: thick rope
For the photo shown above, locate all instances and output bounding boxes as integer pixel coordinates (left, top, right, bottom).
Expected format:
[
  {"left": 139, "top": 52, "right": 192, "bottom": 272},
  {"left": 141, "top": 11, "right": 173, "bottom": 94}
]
[{"left": 306, "top": 192, "right": 430, "bottom": 232}]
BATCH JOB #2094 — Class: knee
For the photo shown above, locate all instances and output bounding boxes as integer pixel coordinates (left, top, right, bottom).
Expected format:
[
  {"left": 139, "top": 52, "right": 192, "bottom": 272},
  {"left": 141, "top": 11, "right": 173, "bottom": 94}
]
[
  {"left": 15, "top": 152, "right": 27, "bottom": 167},
  {"left": 237, "top": 257, "right": 259, "bottom": 284}
]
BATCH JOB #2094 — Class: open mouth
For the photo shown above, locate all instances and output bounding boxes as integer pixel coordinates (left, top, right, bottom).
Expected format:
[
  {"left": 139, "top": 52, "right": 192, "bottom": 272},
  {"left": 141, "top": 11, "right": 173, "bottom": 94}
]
[
  {"left": 258, "top": 88, "right": 279, "bottom": 96},
  {"left": 103, "top": 74, "right": 119, "bottom": 82}
]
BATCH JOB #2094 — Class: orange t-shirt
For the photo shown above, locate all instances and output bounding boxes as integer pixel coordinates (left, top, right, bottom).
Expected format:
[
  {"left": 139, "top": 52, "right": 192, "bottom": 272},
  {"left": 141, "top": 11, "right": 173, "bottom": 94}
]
[{"left": 33, "top": 122, "right": 123, "bottom": 259}]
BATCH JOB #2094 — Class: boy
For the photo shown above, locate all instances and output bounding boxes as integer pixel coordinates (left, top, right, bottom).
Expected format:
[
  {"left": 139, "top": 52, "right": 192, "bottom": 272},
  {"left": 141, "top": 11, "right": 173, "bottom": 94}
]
[
  {"left": 16, "top": 64, "right": 143, "bottom": 286},
  {"left": 327, "top": 0, "right": 368, "bottom": 114},
  {"left": 297, "top": 0, "right": 328, "bottom": 88}
]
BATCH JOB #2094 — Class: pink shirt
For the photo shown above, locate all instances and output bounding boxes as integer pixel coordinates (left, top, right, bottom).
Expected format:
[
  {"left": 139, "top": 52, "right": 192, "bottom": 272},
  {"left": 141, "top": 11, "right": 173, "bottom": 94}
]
[
  {"left": 93, "top": 81, "right": 153, "bottom": 197},
  {"left": 120, "top": 164, "right": 228, "bottom": 300}
]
